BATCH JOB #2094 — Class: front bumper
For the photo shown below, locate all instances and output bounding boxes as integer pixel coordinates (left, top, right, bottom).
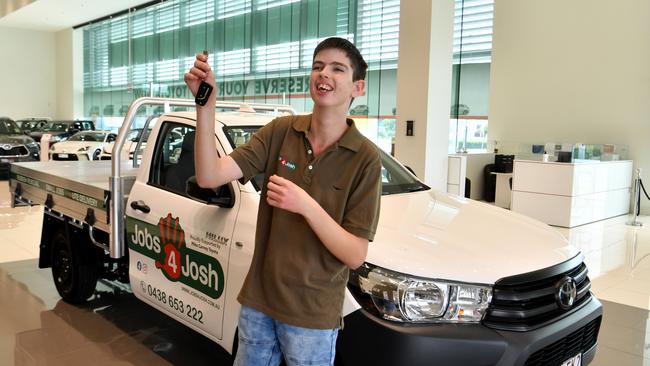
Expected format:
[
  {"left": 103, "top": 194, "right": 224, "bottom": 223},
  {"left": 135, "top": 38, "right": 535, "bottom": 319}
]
[
  {"left": 0, "top": 155, "right": 38, "bottom": 175},
  {"left": 337, "top": 295, "right": 602, "bottom": 366},
  {"left": 50, "top": 152, "right": 91, "bottom": 161}
]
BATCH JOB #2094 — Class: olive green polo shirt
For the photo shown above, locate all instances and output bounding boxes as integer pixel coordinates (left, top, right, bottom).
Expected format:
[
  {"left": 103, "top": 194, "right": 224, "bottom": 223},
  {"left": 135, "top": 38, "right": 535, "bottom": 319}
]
[{"left": 229, "top": 114, "right": 381, "bottom": 329}]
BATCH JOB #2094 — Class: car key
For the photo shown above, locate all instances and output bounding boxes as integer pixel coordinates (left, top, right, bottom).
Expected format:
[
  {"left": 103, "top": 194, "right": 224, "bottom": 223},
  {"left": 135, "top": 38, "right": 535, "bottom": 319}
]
[{"left": 195, "top": 50, "right": 213, "bottom": 106}]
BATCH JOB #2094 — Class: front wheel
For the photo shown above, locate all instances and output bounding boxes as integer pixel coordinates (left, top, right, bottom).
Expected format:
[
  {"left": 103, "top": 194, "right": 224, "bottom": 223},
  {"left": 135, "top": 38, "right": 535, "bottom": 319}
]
[
  {"left": 51, "top": 229, "right": 99, "bottom": 303},
  {"left": 92, "top": 149, "right": 101, "bottom": 160}
]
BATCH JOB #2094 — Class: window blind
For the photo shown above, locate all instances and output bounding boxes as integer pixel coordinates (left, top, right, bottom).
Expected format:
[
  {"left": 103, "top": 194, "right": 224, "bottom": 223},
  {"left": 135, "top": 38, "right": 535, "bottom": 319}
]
[
  {"left": 255, "top": 0, "right": 300, "bottom": 11},
  {"left": 357, "top": 0, "right": 400, "bottom": 68},
  {"left": 132, "top": 9, "right": 154, "bottom": 38},
  {"left": 255, "top": 41, "right": 300, "bottom": 72},
  {"left": 216, "top": 49, "right": 251, "bottom": 75},
  {"left": 157, "top": 1, "right": 181, "bottom": 33},
  {"left": 218, "top": 0, "right": 251, "bottom": 19},
  {"left": 186, "top": 0, "right": 215, "bottom": 27},
  {"left": 454, "top": 0, "right": 493, "bottom": 64}
]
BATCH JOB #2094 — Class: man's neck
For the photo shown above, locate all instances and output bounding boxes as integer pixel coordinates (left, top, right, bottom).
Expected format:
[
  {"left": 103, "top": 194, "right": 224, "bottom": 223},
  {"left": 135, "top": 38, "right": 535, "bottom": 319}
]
[{"left": 309, "top": 105, "right": 350, "bottom": 151}]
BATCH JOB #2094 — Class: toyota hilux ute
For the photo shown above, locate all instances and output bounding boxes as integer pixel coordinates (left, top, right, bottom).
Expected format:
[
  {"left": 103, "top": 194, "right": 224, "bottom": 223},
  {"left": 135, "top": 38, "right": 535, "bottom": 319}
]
[{"left": 9, "top": 98, "right": 602, "bottom": 366}]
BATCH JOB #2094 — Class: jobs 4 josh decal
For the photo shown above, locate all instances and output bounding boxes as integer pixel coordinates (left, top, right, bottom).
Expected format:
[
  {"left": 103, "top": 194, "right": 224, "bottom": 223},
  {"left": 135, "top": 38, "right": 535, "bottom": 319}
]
[{"left": 128, "top": 213, "right": 225, "bottom": 299}]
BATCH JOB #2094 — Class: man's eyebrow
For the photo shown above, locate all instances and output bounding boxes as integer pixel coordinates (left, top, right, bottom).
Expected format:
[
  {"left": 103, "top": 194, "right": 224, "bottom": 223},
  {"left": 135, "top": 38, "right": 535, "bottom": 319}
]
[
  {"left": 312, "top": 60, "right": 349, "bottom": 69},
  {"left": 331, "top": 61, "right": 349, "bottom": 69}
]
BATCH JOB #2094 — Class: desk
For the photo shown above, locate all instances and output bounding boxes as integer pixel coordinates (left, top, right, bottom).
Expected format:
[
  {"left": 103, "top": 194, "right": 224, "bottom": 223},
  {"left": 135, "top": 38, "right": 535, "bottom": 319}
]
[
  {"left": 511, "top": 160, "right": 633, "bottom": 227},
  {"left": 492, "top": 172, "right": 513, "bottom": 209},
  {"left": 447, "top": 153, "right": 496, "bottom": 200}
]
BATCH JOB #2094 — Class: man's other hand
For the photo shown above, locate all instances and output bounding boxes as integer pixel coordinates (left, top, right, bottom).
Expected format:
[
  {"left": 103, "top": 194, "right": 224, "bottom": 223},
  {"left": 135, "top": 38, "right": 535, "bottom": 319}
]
[{"left": 266, "top": 175, "right": 313, "bottom": 215}]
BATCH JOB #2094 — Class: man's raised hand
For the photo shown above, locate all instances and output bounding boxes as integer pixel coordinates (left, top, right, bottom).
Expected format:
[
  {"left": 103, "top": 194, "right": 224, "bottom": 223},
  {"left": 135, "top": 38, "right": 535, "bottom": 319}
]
[{"left": 184, "top": 52, "right": 216, "bottom": 102}]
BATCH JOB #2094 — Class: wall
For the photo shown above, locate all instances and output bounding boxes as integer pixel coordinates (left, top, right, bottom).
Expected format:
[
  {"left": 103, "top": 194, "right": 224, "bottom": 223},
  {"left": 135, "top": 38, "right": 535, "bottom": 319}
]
[
  {"left": 489, "top": 0, "right": 650, "bottom": 214},
  {"left": 0, "top": 27, "right": 57, "bottom": 119}
]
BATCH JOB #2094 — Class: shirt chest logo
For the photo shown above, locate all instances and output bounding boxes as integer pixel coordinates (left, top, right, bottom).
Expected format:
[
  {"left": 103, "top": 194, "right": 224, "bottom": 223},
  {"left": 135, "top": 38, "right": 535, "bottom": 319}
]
[{"left": 278, "top": 155, "right": 297, "bottom": 170}]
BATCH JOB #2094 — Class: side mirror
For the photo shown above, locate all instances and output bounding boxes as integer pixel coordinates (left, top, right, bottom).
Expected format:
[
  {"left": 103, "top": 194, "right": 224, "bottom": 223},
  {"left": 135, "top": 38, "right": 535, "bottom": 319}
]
[{"left": 186, "top": 176, "right": 235, "bottom": 208}]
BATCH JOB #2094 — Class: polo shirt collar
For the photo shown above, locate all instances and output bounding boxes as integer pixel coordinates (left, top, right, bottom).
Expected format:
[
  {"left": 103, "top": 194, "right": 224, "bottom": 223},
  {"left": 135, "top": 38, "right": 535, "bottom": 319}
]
[{"left": 291, "top": 114, "right": 363, "bottom": 152}]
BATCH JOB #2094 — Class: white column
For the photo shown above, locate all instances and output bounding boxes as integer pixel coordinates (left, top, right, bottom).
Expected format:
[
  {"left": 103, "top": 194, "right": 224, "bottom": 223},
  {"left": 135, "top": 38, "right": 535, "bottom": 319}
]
[
  {"left": 55, "top": 28, "right": 85, "bottom": 119},
  {"left": 73, "top": 28, "right": 85, "bottom": 118},
  {"left": 394, "top": 0, "right": 454, "bottom": 191}
]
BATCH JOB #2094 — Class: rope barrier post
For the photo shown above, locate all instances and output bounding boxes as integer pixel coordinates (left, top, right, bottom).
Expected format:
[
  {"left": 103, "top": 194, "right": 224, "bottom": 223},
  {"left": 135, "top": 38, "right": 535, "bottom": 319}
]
[{"left": 627, "top": 168, "right": 643, "bottom": 227}]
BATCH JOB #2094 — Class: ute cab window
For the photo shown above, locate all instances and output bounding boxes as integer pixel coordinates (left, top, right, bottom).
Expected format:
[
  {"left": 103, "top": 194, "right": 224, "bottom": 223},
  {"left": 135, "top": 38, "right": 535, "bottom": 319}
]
[{"left": 149, "top": 122, "right": 195, "bottom": 195}]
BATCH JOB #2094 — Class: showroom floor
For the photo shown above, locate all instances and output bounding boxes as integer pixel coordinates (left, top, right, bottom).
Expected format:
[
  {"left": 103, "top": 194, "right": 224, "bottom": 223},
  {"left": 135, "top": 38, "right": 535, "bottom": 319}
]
[{"left": 1, "top": 180, "right": 650, "bottom": 365}]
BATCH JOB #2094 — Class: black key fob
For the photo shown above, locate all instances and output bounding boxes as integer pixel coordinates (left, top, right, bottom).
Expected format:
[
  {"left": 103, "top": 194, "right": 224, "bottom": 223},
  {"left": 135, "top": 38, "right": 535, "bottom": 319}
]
[{"left": 195, "top": 80, "right": 213, "bottom": 106}]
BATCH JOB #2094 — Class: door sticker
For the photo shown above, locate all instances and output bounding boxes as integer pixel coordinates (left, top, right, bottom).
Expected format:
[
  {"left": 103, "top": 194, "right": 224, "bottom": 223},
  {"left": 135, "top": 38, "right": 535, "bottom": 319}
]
[{"left": 128, "top": 213, "right": 225, "bottom": 299}]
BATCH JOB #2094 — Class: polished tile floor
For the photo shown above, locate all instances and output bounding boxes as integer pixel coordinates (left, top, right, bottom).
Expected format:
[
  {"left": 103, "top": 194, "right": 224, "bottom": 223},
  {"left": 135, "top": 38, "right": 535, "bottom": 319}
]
[{"left": 1, "top": 179, "right": 650, "bottom": 365}]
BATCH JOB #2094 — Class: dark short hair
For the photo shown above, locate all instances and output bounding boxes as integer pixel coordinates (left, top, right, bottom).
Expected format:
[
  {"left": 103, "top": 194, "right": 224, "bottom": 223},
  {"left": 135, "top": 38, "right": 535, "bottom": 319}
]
[{"left": 313, "top": 37, "right": 368, "bottom": 82}]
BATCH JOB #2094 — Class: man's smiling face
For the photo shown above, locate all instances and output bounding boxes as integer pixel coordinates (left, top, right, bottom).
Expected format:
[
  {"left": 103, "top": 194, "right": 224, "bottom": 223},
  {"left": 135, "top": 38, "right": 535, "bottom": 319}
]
[{"left": 310, "top": 48, "right": 365, "bottom": 109}]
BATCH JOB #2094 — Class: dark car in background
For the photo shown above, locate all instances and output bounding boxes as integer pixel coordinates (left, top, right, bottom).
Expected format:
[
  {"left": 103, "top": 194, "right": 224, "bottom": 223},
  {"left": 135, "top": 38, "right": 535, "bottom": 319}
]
[
  {"left": 0, "top": 117, "right": 39, "bottom": 177},
  {"left": 15, "top": 117, "right": 50, "bottom": 134},
  {"left": 29, "top": 120, "right": 95, "bottom": 147}
]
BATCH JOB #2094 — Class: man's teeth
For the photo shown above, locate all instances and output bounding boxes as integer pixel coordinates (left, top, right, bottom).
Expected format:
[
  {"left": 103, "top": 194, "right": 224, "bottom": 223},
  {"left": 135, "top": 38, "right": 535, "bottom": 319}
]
[{"left": 318, "top": 84, "right": 332, "bottom": 92}]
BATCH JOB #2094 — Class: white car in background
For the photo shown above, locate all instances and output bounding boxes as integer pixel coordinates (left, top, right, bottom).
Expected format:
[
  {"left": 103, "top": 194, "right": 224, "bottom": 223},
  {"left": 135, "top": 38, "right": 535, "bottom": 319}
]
[
  {"left": 49, "top": 130, "right": 117, "bottom": 161},
  {"left": 98, "top": 127, "right": 152, "bottom": 161}
]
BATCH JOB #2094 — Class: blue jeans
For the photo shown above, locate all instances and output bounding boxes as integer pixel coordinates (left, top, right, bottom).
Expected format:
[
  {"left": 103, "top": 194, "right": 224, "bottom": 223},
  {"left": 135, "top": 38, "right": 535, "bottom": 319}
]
[{"left": 233, "top": 305, "right": 338, "bottom": 366}]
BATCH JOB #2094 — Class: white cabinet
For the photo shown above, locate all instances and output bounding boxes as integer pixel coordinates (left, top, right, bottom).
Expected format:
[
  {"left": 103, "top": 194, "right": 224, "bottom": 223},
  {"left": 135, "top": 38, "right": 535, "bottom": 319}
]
[
  {"left": 447, "top": 155, "right": 466, "bottom": 196},
  {"left": 511, "top": 160, "right": 633, "bottom": 227}
]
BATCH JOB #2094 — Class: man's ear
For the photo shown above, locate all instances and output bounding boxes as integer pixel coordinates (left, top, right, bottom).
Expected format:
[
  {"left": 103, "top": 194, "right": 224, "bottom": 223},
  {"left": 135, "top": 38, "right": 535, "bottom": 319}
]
[{"left": 352, "top": 79, "right": 366, "bottom": 97}]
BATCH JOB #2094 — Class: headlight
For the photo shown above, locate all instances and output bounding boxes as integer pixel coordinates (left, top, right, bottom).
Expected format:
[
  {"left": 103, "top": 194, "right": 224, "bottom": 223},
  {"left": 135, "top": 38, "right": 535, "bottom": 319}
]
[
  {"left": 78, "top": 146, "right": 91, "bottom": 152},
  {"left": 50, "top": 135, "right": 62, "bottom": 142},
  {"left": 349, "top": 263, "right": 492, "bottom": 323}
]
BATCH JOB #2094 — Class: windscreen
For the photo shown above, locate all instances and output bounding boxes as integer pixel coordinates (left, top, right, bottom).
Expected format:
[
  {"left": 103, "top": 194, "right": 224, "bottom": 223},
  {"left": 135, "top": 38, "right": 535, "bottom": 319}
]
[
  {"left": 0, "top": 119, "right": 22, "bottom": 134},
  {"left": 223, "top": 126, "right": 429, "bottom": 195},
  {"left": 69, "top": 132, "right": 105, "bottom": 142},
  {"left": 43, "top": 122, "right": 71, "bottom": 132}
]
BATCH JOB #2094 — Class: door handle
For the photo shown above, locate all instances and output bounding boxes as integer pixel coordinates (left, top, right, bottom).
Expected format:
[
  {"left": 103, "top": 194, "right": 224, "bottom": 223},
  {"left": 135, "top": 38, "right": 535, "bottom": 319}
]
[{"left": 130, "top": 200, "right": 150, "bottom": 213}]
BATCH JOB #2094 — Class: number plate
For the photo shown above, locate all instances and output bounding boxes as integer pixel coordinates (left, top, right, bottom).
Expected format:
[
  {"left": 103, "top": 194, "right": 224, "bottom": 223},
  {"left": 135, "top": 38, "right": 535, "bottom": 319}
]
[
  {"left": 561, "top": 353, "right": 581, "bottom": 366},
  {"left": 0, "top": 158, "right": 7, "bottom": 163},
  {"left": 58, "top": 153, "right": 68, "bottom": 158}
]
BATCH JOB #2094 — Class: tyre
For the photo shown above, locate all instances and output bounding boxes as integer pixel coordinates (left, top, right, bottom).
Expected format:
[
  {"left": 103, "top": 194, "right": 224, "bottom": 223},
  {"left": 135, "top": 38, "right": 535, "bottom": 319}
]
[
  {"left": 51, "top": 228, "right": 99, "bottom": 303},
  {"left": 92, "top": 149, "right": 101, "bottom": 160}
]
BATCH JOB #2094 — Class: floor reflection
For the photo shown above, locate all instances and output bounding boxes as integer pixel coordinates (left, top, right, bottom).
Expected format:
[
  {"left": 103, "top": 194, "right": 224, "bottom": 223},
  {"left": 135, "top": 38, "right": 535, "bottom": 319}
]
[{"left": 3, "top": 260, "right": 231, "bottom": 366}]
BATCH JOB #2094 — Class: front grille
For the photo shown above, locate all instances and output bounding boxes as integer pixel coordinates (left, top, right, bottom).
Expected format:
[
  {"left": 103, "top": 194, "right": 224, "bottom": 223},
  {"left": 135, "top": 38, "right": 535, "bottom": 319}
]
[
  {"left": 525, "top": 316, "right": 601, "bottom": 366},
  {"left": 52, "top": 154, "right": 79, "bottom": 161},
  {"left": 484, "top": 261, "right": 592, "bottom": 331},
  {"left": 100, "top": 156, "right": 111, "bottom": 160},
  {"left": 0, "top": 146, "right": 28, "bottom": 156}
]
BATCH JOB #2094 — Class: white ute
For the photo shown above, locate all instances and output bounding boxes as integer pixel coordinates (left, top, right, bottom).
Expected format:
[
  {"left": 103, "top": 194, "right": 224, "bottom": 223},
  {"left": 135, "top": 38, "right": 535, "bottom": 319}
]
[{"left": 9, "top": 98, "right": 602, "bottom": 366}]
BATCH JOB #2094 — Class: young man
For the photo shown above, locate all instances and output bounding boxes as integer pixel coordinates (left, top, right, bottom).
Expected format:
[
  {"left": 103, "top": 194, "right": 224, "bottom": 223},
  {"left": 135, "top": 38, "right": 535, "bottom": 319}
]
[{"left": 184, "top": 37, "right": 381, "bottom": 366}]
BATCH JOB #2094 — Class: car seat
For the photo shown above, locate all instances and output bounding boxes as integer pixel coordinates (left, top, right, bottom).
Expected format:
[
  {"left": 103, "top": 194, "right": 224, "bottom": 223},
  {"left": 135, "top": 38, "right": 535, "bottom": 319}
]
[{"left": 164, "top": 131, "right": 196, "bottom": 194}]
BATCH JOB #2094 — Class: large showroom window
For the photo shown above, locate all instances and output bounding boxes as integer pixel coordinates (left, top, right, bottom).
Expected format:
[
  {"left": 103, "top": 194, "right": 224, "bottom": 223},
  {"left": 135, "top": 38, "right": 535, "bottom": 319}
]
[
  {"left": 82, "top": 0, "right": 399, "bottom": 153},
  {"left": 450, "top": 0, "right": 493, "bottom": 153},
  {"left": 82, "top": 0, "right": 492, "bottom": 155}
]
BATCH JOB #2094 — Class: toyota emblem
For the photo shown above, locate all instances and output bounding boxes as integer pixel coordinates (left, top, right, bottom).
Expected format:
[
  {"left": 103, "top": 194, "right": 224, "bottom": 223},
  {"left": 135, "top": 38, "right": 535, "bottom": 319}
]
[
  {"left": 556, "top": 276, "right": 577, "bottom": 310},
  {"left": 1, "top": 144, "right": 11, "bottom": 150}
]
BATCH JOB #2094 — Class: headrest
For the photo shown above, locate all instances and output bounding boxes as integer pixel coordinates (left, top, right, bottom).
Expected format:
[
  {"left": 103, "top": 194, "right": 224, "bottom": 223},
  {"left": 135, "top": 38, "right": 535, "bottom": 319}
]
[{"left": 182, "top": 131, "right": 195, "bottom": 152}]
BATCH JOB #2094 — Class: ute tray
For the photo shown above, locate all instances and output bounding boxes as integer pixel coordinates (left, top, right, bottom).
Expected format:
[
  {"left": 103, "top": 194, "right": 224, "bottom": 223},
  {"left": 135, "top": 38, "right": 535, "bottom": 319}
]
[{"left": 9, "top": 161, "right": 138, "bottom": 233}]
